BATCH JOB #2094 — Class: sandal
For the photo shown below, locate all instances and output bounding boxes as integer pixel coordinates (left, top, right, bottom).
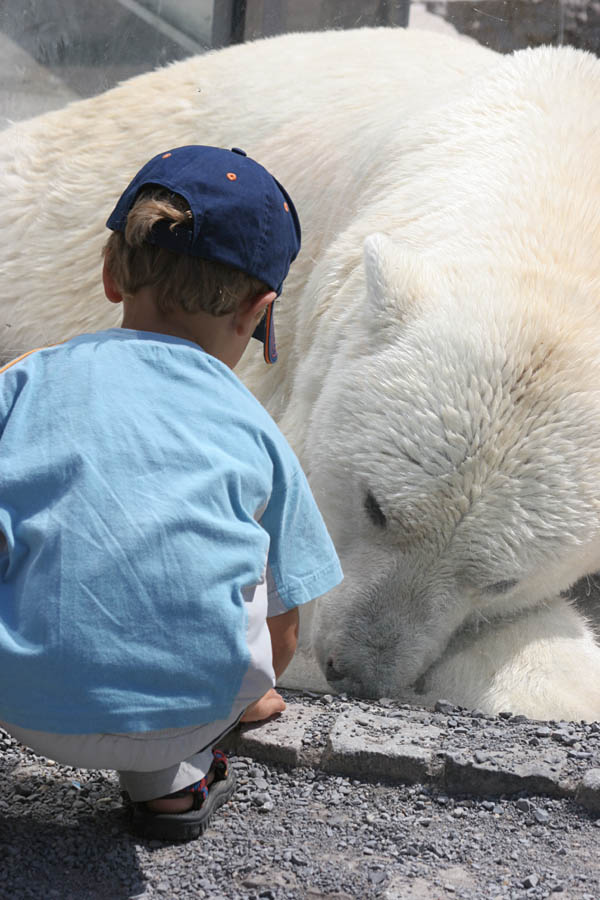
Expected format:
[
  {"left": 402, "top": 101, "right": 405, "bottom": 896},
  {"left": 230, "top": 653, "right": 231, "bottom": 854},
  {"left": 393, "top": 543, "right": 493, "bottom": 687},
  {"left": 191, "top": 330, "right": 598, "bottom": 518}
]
[{"left": 130, "top": 749, "right": 236, "bottom": 841}]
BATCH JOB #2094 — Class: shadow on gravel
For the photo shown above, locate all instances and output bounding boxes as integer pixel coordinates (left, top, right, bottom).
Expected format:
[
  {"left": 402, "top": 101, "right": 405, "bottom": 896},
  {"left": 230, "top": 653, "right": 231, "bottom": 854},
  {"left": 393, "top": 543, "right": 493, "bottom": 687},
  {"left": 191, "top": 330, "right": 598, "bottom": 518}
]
[{"left": 0, "top": 813, "right": 147, "bottom": 899}]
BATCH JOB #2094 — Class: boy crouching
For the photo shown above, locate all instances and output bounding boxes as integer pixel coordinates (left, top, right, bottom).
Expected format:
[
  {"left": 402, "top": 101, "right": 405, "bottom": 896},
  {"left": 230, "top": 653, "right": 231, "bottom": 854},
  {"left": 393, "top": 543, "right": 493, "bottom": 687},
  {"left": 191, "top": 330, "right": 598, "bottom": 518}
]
[{"left": 0, "top": 146, "right": 342, "bottom": 841}]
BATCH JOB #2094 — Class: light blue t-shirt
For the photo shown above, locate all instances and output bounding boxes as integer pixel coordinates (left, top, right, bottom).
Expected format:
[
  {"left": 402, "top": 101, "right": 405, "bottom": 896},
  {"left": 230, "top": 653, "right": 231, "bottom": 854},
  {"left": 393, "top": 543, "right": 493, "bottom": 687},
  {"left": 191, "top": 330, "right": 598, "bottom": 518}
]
[{"left": 0, "top": 329, "right": 342, "bottom": 734}]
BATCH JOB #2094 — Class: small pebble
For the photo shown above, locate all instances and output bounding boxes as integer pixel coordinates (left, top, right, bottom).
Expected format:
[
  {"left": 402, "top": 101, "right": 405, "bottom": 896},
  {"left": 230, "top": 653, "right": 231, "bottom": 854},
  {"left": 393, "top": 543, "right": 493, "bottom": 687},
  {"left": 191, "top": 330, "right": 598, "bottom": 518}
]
[{"left": 435, "top": 700, "right": 457, "bottom": 715}]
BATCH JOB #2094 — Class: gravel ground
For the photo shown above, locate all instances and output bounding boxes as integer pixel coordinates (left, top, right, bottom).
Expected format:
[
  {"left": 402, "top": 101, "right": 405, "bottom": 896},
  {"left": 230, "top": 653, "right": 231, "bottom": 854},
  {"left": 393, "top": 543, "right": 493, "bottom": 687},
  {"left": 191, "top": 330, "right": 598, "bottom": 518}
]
[{"left": 2, "top": 691, "right": 600, "bottom": 900}]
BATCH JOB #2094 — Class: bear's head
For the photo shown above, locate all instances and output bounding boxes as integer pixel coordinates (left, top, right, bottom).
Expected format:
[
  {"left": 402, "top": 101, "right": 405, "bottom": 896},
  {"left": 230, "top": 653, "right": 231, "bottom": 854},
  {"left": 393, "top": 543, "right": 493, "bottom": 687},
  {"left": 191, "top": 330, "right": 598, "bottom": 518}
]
[{"left": 308, "top": 233, "right": 600, "bottom": 699}]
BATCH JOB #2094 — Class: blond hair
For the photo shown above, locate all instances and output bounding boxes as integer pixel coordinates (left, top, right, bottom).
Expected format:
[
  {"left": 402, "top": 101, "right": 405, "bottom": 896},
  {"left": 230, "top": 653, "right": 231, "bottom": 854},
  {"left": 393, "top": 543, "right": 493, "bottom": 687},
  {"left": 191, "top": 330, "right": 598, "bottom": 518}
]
[{"left": 103, "top": 187, "right": 268, "bottom": 316}]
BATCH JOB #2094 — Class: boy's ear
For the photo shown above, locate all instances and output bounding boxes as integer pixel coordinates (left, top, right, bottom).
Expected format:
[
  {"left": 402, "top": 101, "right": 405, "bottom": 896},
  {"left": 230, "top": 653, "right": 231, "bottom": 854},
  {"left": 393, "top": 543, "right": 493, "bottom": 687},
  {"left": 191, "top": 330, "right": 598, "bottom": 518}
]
[
  {"left": 102, "top": 257, "right": 124, "bottom": 304},
  {"left": 236, "top": 290, "right": 276, "bottom": 336}
]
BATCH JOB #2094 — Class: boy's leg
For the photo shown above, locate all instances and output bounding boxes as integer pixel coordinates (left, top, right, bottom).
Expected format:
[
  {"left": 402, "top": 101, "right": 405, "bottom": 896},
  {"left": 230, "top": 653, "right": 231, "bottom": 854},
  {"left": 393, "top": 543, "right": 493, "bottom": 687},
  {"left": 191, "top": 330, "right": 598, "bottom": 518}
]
[
  {"left": 122, "top": 746, "right": 236, "bottom": 840},
  {"left": 0, "top": 719, "right": 238, "bottom": 840},
  {"left": 0, "top": 717, "right": 239, "bottom": 774},
  {"left": 118, "top": 743, "right": 215, "bottom": 802}
]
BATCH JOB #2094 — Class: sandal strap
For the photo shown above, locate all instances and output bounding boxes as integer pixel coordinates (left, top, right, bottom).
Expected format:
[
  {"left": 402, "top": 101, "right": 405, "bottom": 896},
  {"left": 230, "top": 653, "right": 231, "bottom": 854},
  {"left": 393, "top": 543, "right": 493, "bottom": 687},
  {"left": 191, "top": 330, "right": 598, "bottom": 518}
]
[
  {"left": 166, "top": 748, "right": 229, "bottom": 799},
  {"left": 212, "top": 749, "right": 229, "bottom": 779},
  {"left": 182, "top": 779, "right": 210, "bottom": 796}
]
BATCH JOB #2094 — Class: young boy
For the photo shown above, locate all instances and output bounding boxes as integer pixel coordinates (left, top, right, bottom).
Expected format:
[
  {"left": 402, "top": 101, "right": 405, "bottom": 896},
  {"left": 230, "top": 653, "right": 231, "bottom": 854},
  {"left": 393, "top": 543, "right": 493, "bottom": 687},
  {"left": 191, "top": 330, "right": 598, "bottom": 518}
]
[{"left": 0, "top": 145, "right": 343, "bottom": 841}]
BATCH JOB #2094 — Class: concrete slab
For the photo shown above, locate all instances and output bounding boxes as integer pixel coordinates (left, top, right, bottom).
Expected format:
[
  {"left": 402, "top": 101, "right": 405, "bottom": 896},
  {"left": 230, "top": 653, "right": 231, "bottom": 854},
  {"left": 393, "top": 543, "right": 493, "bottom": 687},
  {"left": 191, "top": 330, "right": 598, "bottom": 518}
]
[
  {"left": 441, "top": 747, "right": 572, "bottom": 797},
  {"left": 224, "top": 704, "right": 325, "bottom": 767},
  {"left": 322, "top": 710, "right": 443, "bottom": 783}
]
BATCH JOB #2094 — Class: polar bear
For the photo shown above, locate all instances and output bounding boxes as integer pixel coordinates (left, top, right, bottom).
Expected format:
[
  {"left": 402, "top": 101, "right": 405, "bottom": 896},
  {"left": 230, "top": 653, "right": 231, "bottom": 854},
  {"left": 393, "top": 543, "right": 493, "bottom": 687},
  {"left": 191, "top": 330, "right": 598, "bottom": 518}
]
[{"left": 2, "top": 28, "right": 600, "bottom": 721}]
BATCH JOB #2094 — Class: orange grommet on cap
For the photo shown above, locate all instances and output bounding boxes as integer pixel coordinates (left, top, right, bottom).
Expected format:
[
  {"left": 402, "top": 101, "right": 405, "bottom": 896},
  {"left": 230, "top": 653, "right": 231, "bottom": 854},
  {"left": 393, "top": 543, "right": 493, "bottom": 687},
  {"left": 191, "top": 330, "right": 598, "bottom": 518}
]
[
  {"left": 162, "top": 153, "right": 172, "bottom": 159},
  {"left": 227, "top": 172, "right": 237, "bottom": 181}
]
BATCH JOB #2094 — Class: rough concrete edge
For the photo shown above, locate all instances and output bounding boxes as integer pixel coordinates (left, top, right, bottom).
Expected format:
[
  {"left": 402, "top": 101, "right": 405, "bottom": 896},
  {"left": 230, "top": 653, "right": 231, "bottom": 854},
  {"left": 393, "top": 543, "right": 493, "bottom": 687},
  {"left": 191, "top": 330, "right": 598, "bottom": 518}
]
[
  {"left": 220, "top": 726, "right": 300, "bottom": 768},
  {"left": 319, "top": 743, "right": 435, "bottom": 786},
  {"left": 439, "top": 752, "right": 574, "bottom": 800},
  {"left": 575, "top": 769, "right": 600, "bottom": 813},
  {"left": 220, "top": 715, "right": 600, "bottom": 815}
]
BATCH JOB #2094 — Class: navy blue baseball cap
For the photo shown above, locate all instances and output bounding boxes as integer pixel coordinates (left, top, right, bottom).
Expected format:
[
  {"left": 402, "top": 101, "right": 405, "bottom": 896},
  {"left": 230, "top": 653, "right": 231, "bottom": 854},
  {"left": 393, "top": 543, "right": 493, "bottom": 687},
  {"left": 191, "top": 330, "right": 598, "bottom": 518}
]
[{"left": 106, "top": 145, "right": 301, "bottom": 363}]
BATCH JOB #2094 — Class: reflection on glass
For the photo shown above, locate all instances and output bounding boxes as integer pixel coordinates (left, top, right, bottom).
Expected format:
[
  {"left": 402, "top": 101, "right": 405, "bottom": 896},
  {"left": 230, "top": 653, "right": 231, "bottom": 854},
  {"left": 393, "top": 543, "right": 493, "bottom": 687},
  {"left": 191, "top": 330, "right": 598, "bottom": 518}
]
[{"left": 0, "top": 2, "right": 595, "bottom": 127}]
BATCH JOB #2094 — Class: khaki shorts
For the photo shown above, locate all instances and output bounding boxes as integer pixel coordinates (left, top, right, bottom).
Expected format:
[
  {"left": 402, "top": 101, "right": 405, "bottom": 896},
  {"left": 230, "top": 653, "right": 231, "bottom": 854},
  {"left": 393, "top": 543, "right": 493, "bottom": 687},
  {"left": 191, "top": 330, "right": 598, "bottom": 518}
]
[{"left": 1, "top": 710, "right": 241, "bottom": 801}]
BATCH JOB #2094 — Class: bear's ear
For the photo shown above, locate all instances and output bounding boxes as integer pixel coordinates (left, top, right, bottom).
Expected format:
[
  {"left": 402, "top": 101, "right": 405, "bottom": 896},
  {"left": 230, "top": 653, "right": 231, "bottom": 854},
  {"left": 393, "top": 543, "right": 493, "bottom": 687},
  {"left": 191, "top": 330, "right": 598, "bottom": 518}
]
[{"left": 363, "top": 233, "right": 437, "bottom": 335}]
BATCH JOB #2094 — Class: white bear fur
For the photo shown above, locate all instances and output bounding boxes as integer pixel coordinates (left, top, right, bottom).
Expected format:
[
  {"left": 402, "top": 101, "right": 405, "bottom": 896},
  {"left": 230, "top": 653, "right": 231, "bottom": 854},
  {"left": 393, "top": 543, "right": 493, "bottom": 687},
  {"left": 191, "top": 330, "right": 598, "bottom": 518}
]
[{"left": 2, "top": 28, "right": 600, "bottom": 721}]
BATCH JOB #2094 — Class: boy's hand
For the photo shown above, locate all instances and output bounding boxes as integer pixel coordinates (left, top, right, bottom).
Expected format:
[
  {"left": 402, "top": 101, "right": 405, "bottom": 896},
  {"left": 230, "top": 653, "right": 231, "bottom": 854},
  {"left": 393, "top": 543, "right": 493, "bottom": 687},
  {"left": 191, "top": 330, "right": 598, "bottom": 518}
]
[
  {"left": 240, "top": 609, "right": 298, "bottom": 723},
  {"left": 240, "top": 687, "right": 286, "bottom": 722}
]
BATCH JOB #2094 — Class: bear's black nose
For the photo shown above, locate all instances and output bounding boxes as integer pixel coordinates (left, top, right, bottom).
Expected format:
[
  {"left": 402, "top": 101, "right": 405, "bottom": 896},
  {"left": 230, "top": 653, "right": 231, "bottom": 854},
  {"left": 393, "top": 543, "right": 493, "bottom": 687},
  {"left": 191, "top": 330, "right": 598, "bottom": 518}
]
[{"left": 326, "top": 657, "right": 346, "bottom": 682}]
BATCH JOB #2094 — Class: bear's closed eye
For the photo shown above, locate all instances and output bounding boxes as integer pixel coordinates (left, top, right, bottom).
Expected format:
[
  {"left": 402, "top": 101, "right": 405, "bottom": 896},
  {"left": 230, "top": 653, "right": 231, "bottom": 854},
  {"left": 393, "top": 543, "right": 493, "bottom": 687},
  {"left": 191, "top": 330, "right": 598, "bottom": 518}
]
[{"left": 484, "top": 579, "right": 518, "bottom": 595}]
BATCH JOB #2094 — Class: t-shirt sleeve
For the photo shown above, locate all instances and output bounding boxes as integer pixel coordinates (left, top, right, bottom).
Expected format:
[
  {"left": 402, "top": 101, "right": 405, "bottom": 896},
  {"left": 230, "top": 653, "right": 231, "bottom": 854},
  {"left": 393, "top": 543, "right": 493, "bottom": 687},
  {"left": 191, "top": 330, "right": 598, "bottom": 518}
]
[{"left": 259, "top": 467, "right": 343, "bottom": 617}]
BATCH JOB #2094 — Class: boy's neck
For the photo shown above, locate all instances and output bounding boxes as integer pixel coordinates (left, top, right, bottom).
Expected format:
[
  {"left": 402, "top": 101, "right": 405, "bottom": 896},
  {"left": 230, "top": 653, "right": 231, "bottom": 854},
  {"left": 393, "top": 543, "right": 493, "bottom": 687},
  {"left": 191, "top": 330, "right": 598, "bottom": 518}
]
[{"left": 120, "top": 288, "right": 242, "bottom": 368}]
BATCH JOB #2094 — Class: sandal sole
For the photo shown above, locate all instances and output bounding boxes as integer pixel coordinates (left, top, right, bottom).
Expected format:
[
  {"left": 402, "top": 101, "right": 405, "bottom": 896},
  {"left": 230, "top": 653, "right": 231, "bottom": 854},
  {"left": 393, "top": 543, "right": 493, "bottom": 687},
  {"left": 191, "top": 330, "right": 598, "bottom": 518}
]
[{"left": 132, "top": 771, "right": 237, "bottom": 842}]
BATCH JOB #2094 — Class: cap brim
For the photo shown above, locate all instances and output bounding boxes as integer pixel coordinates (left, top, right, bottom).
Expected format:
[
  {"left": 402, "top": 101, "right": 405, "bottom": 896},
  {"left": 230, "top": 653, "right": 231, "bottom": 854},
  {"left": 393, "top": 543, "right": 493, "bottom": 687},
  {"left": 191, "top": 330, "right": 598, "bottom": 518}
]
[{"left": 252, "top": 302, "right": 277, "bottom": 364}]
